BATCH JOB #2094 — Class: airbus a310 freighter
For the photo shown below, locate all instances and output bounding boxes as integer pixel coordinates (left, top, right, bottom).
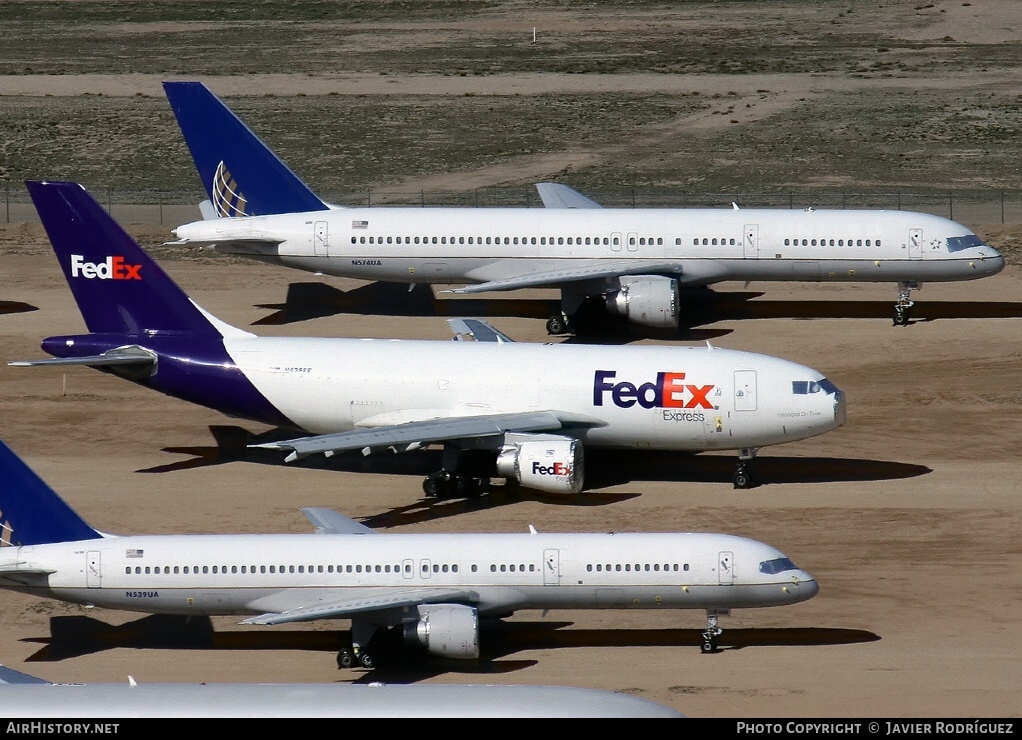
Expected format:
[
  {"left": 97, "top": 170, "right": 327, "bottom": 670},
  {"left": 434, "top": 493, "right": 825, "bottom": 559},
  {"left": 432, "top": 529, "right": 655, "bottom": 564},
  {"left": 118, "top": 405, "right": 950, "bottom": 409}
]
[
  {"left": 14, "top": 181, "right": 845, "bottom": 493},
  {"left": 0, "top": 441, "right": 818, "bottom": 669},
  {"left": 164, "top": 81, "right": 1004, "bottom": 332}
]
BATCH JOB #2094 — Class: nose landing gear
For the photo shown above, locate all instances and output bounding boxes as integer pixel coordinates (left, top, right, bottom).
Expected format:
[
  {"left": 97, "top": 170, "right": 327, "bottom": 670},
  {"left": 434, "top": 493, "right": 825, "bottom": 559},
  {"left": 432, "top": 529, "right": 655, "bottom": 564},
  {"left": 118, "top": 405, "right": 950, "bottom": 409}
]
[{"left": 894, "top": 281, "right": 919, "bottom": 326}]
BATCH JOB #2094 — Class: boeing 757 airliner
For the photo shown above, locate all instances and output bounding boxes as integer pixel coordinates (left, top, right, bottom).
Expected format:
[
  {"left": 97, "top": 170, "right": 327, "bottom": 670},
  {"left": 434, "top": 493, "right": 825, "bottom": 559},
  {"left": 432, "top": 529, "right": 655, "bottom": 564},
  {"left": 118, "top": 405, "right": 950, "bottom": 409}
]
[
  {"left": 12, "top": 181, "right": 845, "bottom": 493},
  {"left": 163, "top": 81, "right": 1003, "bottom": 332},
  {"left": 0, "top": 441, "right": 817, "bottom": 669}
]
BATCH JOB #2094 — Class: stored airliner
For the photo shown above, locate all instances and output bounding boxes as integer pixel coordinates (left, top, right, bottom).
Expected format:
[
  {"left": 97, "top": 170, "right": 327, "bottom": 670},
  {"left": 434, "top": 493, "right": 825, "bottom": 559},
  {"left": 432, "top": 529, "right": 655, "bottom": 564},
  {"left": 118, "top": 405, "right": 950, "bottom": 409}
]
[
  {"left": 14, "top": 182, "right": 845, "bottom": 492},
  {"left": 163, "top": 81, "right": 1004, "bottom": 332},
  {"left": 0, "top": 440, "right": 818, "bottom": 669},
  {"left": 0, "top": 665, "right": 684, "bottom": 717}
]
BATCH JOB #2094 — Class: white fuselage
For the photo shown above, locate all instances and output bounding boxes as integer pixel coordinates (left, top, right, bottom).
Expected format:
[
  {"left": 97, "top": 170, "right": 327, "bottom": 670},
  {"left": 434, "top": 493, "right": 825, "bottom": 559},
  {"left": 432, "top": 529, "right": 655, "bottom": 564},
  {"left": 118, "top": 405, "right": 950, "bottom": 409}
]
[
  {"left": 219, "top": 336, "right": 845, "bottom": 450},
  {"left": 175, "top": 206, "right": 1003, "bottom": 287},
  {"left": 1, "top": 531, "right": 817, "bottom": 617}
]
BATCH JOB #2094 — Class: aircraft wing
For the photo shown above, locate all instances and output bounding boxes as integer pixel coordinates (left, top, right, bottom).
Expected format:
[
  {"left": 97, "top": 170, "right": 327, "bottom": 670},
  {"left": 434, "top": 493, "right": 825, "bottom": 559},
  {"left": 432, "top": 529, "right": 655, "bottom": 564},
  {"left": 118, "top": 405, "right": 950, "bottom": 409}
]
[
  {"left": 445, "top": 261, "right": 686, "bottom": 294},
  {"left": 241, "top": 587, "right": 479, "bottom": 625},
  {"left": 447, "top": 259, "right": 734, "bottom": 294},
  {"left": 535, "top": 182, "right": 603, "bottom": 209},
  {"left": 9, "top": 347, "right": 157, "bottom": 369},
  {"left": 252, "top": 410, "right": 587, "bottom": 462},
  {"left": 301, "top": 507, "right": 377, "bottom": 536}
]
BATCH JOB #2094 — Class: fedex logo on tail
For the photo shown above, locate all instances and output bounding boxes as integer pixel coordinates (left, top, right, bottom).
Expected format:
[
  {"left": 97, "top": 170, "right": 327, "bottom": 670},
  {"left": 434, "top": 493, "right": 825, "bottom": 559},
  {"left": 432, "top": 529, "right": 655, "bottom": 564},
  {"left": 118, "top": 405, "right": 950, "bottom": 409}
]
[
  {"left": 594, "top": 370, "right": 715, "bottom": 409},
  {"left": 70, "top": 255, "right": 142, "bottom": 280}
]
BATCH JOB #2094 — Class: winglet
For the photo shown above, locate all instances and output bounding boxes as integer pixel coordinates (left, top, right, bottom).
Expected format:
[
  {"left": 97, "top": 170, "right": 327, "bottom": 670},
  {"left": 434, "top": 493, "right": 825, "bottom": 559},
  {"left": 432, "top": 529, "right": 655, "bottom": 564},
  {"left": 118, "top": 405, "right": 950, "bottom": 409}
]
[
  {"left": 0, "top": 441, "right": 103, "bottom": 546},
  {"left": 447, "top": 318, "right": 514, "bottom": 343},
  {"left": 163, "top": 81, "right": 329, "bottom": 217}
]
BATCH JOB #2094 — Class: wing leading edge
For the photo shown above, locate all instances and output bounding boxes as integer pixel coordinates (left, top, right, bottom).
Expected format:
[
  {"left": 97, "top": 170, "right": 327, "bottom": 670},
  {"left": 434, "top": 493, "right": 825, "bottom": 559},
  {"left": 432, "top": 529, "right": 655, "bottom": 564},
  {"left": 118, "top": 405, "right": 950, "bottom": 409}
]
[
  {"left": 253, "top": 410, "right": 594, "bottom": 462},
  {"left": 242, "top": 588, "right": 480, "bottom": 625}
]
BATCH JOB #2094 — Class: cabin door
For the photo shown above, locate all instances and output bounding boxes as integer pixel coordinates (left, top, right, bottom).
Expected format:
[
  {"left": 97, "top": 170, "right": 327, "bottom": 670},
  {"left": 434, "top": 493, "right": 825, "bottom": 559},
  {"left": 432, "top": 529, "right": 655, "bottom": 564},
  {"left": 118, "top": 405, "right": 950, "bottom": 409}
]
[
  {"left": 743, "top": 224, "right": 760, "bottom": 257},
  {"left": 86, "top": 551, "right": 101, "bottom": 588},
  {"left": 718, "top": 551, "right": 734, "bottom": 585},
  {"left": 314, "top": 221, "right": 329, "bottom": 256},
  {"left": 543, "top": 549, "right": 560, "bottom": 585},
  {"left": 909, "top": 228, "right": 923, "bottom": 258},
  {"left": 734, "top": 370, "right": 757, "bottom": 412}
]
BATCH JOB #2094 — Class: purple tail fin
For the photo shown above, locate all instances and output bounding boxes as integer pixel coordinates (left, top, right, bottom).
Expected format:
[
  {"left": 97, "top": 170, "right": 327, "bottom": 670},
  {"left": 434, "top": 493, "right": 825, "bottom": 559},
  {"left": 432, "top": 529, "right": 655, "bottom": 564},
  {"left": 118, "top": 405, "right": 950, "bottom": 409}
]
[{"left": 26, "top": 181, "right": 221, "bottom": 336}]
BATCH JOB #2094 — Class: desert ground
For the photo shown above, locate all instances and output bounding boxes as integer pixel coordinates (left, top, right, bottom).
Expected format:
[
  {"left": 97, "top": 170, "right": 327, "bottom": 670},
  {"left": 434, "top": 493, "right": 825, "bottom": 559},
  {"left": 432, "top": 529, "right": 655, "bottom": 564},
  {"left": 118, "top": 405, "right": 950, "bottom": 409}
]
[{"left": 1, "top": 0, "right": 1021, "bottom": 720}]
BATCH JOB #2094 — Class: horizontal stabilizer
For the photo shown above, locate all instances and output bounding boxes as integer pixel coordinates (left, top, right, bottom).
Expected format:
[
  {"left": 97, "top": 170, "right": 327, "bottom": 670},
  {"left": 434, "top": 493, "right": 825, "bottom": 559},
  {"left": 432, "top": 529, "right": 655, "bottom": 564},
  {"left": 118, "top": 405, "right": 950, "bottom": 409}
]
[
  {"left": 242, "top": 588, "right": 479, "bottom": 625},
  {"left": 447, "top": 318, "right": 514, "bottom": 343},
  {"left": 253, "top": 410, "right": 568, "bottom": 461},
  {"left": 301, "top": 508, "right": 377, "bottom": 536},
  {"left": 0, "top": 665, "right": 51, "bottom": 686},
  {"left": 10, "top": 347, "right": 156, "bottom": 369}
]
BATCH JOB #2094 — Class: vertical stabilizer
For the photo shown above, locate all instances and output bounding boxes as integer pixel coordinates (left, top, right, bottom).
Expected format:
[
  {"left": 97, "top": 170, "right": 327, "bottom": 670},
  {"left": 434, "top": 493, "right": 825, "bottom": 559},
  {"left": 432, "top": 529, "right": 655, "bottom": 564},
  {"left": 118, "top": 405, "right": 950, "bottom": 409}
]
[
  {"left": 0, "top": 442, "right": 102, "bottom": 546},
  {"left": 163, "top": 81, "right": 329, "bottom": 217},
  {"left": 25, "top": 180, "right": 226, "bottom": 337}
]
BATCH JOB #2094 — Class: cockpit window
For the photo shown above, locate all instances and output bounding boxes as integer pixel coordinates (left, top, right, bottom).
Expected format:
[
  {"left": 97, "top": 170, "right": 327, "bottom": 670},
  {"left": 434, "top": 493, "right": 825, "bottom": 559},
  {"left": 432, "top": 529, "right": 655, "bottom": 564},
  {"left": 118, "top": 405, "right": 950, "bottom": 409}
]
[
  {"left": 946, "top": 234, "right": 985, "bottom": 252},
  {"left": 792, "top": 378, "right": 839, "bottom": 395},
  {"left": 759, "top": 557, "right": 797, "bottom": 575}
]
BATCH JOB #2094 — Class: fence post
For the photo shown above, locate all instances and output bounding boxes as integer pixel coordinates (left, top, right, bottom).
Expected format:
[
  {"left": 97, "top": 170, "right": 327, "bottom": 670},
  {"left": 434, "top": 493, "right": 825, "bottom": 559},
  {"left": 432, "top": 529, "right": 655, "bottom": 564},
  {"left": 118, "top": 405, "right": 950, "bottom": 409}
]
[
  {"left": 5, "top": 184, "right": 8, "bottom": 224},
  {"left": 948, "top": 191, "right": 953, "bottom": 221},
  {"left": 159, "top": 192, "right": 163, "bottom": 225},
  {"left": 107, "top": 187, "right": 112, "bottom": 214},
  {"left": 1001, "top": 191, "right": 1005, "bottom": 224},
  {"left": 789, "top": 191, "right": 793, "bottom": 209},
  {"left": 420, "top": 190, "right": 425, "bottom": 207},
  {"left": 367, "top": 190, "right": 371, "bottom": 207},
  {"left": 897, "top": 192, "right": 901, "bottom": 211}
]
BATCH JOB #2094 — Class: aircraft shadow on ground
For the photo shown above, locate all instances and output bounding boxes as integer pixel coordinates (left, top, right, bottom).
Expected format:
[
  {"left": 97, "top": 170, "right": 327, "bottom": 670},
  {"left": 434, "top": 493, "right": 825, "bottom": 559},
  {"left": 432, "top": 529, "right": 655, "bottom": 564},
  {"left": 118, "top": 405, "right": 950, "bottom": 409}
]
[
  {"left": 248, "top": 280, "right": 1022, "bottom": 334},
  {"left": 0, "top": 301, "right": 36, "bottom": 316},
  {"left": 137, "top": 426, "right": 929, "bottom": 526},
  {"left": 23, "top": 615, "right": 879, "bottom": 678}
]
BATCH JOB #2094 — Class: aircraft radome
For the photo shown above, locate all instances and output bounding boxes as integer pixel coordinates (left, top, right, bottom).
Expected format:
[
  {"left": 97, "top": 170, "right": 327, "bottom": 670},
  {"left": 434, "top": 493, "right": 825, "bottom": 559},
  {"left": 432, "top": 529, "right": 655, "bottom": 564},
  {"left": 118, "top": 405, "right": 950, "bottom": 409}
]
[
  {"left": 0, "top": 665, "right": 684, "bottom": 718},
  {"left": 164, "top": 81, "right": 1004, "bottom": 332},
  {"left": 0, "top": 440, "right": 818, "bottom": 669},
  {"left": 13, "top": 181, "right": 846, "bottom": 494}
]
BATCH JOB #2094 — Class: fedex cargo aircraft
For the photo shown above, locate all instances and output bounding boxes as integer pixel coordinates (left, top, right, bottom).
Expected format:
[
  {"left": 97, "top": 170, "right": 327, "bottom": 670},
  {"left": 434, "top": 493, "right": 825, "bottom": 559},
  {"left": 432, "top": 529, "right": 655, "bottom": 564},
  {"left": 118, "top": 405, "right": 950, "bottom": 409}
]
[
  {"left": 163, "top": 81, "right": 1003, "bottom": 332},
  {"left": 13, "top": 181, "right": 846, "bottom": 494}
]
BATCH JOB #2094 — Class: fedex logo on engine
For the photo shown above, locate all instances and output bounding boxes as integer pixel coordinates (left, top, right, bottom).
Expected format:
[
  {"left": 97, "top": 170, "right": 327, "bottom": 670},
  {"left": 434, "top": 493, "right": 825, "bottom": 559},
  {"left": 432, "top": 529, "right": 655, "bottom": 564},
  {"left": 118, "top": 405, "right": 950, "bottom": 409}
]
[
  {"left": 532, "top": 462, "right": 571, "bottom": 476},
  {"left": 594, "top": 370, "right": 715, "bottom": 409},
  {"left": 70, "top": 255, "right": 142, "bottom": 280}
]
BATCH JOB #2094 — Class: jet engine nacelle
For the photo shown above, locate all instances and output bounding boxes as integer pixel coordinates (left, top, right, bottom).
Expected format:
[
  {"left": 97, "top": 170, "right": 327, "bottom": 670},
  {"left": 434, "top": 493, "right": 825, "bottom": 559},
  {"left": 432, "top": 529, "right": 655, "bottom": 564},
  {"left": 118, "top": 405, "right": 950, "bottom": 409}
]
[
  {"left": 605, "top": 276, "right": 679, "bottom": 328},
  {"left": 403, "top": 604, "right": 479, "bottom": 660},
  {"left": 495, "top": 434, "right": 584, "bottom": 494}
]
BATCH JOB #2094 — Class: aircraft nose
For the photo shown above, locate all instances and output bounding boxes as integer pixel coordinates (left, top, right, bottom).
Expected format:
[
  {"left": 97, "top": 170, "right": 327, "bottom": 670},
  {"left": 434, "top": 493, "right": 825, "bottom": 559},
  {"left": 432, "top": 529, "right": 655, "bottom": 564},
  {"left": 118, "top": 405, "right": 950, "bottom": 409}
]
[
  {"left": 978, "top": 251, "right": 1006, "bottom": 275},
  {"left": 790, "top": 575, "right": 819, "bottom": 602}
]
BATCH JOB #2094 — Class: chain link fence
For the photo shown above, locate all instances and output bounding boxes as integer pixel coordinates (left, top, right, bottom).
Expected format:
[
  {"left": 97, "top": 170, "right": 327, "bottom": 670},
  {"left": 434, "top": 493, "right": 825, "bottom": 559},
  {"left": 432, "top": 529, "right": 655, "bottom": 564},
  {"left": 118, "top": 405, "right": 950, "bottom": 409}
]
[{"left": 4, "top": 184, "right": 1022, "bottom": 227}]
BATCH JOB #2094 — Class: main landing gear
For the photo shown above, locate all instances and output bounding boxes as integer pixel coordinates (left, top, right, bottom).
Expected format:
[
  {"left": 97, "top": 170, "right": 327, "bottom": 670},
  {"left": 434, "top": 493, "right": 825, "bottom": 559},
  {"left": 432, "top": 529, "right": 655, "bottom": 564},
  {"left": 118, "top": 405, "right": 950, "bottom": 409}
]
[
  {"left": 893, "top": 281, "right": 919, "bottom": 326},
  {"left": 337, "top": 620, "right": 383, "bottom": 670},
  {"left": 546, "top": 312, "right": 572, "bottom": 336},
  {"left": 421, "top": 445, "right": 491, "bottom": 499},
  {"left": 701, "top": 611, "right": 725, "bottom": 654},
  {"left": 733, "top": 448, "right": 758, "bottom": 489},
  {"left": 422, "top": 470, "right": 485, "bottom": 499}
]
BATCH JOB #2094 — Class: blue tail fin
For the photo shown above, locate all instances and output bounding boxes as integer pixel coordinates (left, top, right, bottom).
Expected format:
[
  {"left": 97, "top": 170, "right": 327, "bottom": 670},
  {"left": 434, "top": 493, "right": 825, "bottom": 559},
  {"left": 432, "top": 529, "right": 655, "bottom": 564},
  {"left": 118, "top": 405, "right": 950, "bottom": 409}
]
[
  {"left": 163, "top": 81, "right": 330, "bottom": 217},
  {"left": 26, "top": 180, "right": 224, "bottom": 336},
  {"left": 0, "top": 442, "right": 102, "bottom": 546}
]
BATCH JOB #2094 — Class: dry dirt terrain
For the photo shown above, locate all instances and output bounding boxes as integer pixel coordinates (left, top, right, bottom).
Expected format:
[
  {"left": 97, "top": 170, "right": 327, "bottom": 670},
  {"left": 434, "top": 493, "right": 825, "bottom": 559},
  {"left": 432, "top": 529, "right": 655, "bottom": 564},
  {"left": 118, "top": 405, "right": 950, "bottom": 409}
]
[{"left": 1, "top": 0, "right": 1021, "bottom": 720}]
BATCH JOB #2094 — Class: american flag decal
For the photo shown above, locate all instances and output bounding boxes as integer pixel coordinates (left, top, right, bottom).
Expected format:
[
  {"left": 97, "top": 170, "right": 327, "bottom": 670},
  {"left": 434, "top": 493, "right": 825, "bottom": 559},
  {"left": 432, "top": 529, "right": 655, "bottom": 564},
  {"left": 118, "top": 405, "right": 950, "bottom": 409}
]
[
  {"left": 126, "top": 549, "right": 144, "bottom": 558},
  {"left": 352, "top": 220, "right": 369, "bottom": 229},
  {"left": 211, "top": 161, "right": 250, "bottom": 218}
]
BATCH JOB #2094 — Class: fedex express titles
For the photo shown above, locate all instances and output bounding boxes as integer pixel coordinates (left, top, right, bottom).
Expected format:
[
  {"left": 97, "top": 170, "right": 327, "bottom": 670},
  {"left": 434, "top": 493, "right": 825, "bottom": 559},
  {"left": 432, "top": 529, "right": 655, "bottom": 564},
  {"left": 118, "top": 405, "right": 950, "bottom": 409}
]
[{"left": 594, "top": 370, "right": 715, "bottom": 422}]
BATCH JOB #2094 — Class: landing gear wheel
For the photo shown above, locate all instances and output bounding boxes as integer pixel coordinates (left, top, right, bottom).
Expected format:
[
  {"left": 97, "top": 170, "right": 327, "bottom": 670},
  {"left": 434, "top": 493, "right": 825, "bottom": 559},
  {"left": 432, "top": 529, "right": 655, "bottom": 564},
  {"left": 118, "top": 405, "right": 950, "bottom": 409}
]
[
  {"left": 337, "top": 650, "right": 353, "bottom": 669},
  {"left": 546, "top": 314, "right": 570, "bottom": 335},
  {"left": 893, "top": 308, "right": 909, "bottom": 326},
  {"left": 423, "top": 470, "right": 453, "bottom": 498},
  {"left": 733, "top": 465, "right": 752, "bottom": 489},
  {"left": 358, "top": 652, "right": 374, "bottom": 669},
  {"left": 701, "top": 639, "right": 717, "bottom": 654}
]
